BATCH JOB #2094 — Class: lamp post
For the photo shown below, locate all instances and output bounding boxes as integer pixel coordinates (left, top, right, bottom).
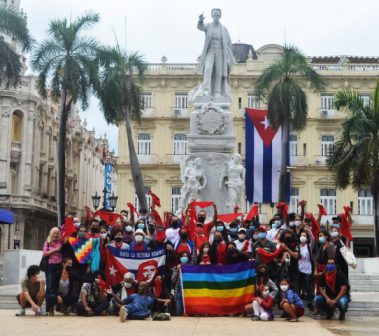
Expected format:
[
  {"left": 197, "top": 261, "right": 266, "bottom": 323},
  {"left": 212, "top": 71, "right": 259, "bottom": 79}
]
[
  {"left": 92, "top": 192, "right": 101, "bottom": 210},
  {"left": 326, "top": 220, "right": 330, "bottom": 231},
  {"left": 92, "top": 189, "right": 118, "bottom": 212}
]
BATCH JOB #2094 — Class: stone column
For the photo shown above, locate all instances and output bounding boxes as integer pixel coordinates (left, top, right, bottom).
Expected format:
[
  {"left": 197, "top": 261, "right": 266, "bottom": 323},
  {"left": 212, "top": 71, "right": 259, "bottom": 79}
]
[
  {"left": 0, "top": 106, "right": 11, "bottom": 194},
  {"left": 41, "top": 128, "right": 50, "bottom": 197},
  {"left": 33, "top": 120, "right": 43, "bottom": 194}
]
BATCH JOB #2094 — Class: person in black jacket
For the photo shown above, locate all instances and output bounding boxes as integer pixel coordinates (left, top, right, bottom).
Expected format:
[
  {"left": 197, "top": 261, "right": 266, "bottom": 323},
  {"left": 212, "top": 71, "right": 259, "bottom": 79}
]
[
  {"left": 148, "top": 275, "right": 173, "bottom": 315},
  {"left": 46, "top": 257, "right": 97, "bottom": 316},
  {"left": 226, "top": 242, "right": 249, "bottom": 264}
]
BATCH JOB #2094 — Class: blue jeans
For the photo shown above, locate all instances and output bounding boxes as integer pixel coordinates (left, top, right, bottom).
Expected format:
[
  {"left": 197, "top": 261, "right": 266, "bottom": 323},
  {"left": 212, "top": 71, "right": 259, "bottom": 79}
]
[
  {"left": 76, "top": 301, "right": 110, "bottom": 316},
  {"left": 45, "top": 263, "right": 62, "bottom": 309},
  {"left": 47, "top": 293, "right": 79, "bottom": 309},
  {"left": 125, "top": 304, "right": 151, "bottom": 320},
  {"left": 175, "top": 286, "right": 184, "bottom": 316},
  {"left": 299, "top": 272, "right": 312, "bottom": 303},
  {"left": 314, "top": 295, "right": 349, "bottom": 315}
]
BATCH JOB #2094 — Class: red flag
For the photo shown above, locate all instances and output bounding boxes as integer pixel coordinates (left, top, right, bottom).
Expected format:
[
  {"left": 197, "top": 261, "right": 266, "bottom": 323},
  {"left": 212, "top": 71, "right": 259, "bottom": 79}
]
[
  {"left": 97, "top": 211, "right": 120, "bottom": 226},
  {"left": 246, "top": 205, "right": 259, "bottom": 221},
  {"left": 151, "top": 207, "right": 163, "bottom": 226},
  {"left": 84, "top": 206, "right": 92, "bottom": 222},
  {"left": 189, "top": 202, "right": 213, "bottom": 230},
  {"left": 297, "top": 200, "right": 306, "bottom": 206},
  {"left": 105, "top": 249, "right": 129, "bottom": 286},
  {"left": 218, "top": 213, "right": 242, "bottom": 224},
  {"left": 318, "top": 204, "right": 327, "bottom": 216},
  {"left": 276, "top": 203, "right": 288, "bottom": 218},
  {"left": 340, "top": 213, "right": 353, "bottom": 241},
  {"left": 98, "top": 279, "right": 107, "bottom": 293},
  {"left": 164, "top": 212, "right": 171, "bottom": 229},
  {"left": 148, "top": 189, "right": 161, "bottom": 208},
  {"left": 343, "top": 206, "right": 351, "bottom": 215},
  {"left": 64, "top": 216, "right": 76, "bottom": 239},
  {"left": 305, "top": 212, "right": 320, "bottom": 242},
  {"left": 257, "top": 246, "right": 284, "bottom": 264},
  {"left": 127, "top": 203, "right": 139, "bottom": 218}
]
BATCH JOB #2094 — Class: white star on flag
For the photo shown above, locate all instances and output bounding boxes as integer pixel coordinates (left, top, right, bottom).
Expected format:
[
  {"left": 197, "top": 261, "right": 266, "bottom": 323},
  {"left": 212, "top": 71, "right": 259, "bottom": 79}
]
[
  {"left": 260, "top": 115, "right": 271, "bottom": 130},
  {"left": 109, "top": 265, "right": 118, "bottom": 277}
]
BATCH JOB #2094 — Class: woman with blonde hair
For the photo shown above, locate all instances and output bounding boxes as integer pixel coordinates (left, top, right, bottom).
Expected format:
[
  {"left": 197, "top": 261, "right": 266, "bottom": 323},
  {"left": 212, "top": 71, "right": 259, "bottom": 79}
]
[{"left": 42, "top": 227, "right": 62, "bottom": 312}]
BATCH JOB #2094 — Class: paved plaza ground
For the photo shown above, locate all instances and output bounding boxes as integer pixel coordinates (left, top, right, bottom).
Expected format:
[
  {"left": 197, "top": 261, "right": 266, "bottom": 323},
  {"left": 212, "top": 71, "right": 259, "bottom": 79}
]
[{"left": 0, "top": 311, "right": 377, "bottom": 336}]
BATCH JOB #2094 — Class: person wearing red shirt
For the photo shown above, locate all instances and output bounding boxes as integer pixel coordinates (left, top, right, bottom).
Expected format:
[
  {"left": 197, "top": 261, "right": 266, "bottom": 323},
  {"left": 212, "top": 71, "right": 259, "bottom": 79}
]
[
  {"left": 85, "top": 219, "right": 100, "bottom": 239},
  {"left": 250, "top": 285, "right": 275, "bottom": 321},
  {"left": 210, "top": 231, "right": 227, "bottom": 265}
]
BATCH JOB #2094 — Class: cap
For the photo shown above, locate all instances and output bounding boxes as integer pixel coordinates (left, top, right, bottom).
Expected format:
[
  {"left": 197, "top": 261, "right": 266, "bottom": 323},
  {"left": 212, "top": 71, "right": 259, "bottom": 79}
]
[
  {"left": 332, "top": 215, "right": 342, "bottom": 221},
  {"left": 156, "top": 225, "right": 166, "bottom": 231},
  {"left": 196, "top": 222, "right": 204, "bottom": 227},
  {"left": 258, "top": 226, "right": 267, "bottom": 232},
  {"left": 238, "top": 228, "right": 247, "bottom": 233},
  {"left": 134, "top": 229, "right": 146, "bottom": 237},
  {"left": 139, "top": 208, "right": 147, "bottom": 213}
]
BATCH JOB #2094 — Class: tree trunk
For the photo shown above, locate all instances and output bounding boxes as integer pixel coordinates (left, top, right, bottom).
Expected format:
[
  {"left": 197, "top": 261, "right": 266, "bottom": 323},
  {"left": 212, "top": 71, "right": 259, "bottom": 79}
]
[
  {"left": 125, "top": 72, "right": 147, "bottom": 210},
  {"left": 278, "top": 114, "right": 289, "bottom": 203},
  {"left": 374, "top": 192, "right": 379, "bottom": 257},
  {"left": 56, "top": 89, "right": 68, "bottom": 227}
]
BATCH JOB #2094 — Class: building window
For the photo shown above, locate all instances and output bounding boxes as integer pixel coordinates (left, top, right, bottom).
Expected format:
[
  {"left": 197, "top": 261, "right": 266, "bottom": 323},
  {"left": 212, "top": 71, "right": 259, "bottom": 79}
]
[
  {"left": 238, "top": 143, "right": 241, "bottom": 155},
  {"left": 321, "top": 135, "right": 334, "bottom": 157},
  {"left": 321, "top": 94, "right": 334, "bottom": 111},
  {"left": 175, "top": 93, "right": 187, "bottom": 108},
  {"left": 245, "top": 201, "right": 261, "bottom": 214},
  {"left": 289, "top": 188, "right": 299, "bottom": 213},
  {"left": 142, "top": 93, "right": 152, "bottom": 108},
  {"left": 360, "top": 95, "right": 371, "bottom": 107},
  {"left": 247, "top": 94, "right": 260, "bottom": 108},
  {"left": 238, "top": 97, "right": 242, "bottom": 109},
  {"left": 137, "top": 134, "right": 151, "bottom": 155},
  {"left": 320, "top": 189, "right": 337, "bottom": 214},
  {"left": 290, "top": 135, "right": 298, "bottom": 156},
  {"left": 171, "top": 187, "right": 181, "bottom": 213},
  {"left": 134, "top": 186, "right": 152, "bottom": 210},
  {"left": 173, "top": 134, "right": 187, "bottom": 155},
  {"left": 358, "top": 189, "right": 373, "bottom": 215},
  {"left": 12, "top": 113, "right": 21, "bottom": 142}
]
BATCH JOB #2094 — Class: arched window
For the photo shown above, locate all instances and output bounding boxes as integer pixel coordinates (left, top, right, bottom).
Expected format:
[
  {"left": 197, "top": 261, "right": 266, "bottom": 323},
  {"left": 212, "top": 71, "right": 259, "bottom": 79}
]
[{"left": 12, "top": 112, "right": 21, "bottom": 142}]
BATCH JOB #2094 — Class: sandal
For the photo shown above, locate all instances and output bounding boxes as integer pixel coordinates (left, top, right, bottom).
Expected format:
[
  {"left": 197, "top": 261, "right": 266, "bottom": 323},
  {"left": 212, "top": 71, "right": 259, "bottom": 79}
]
[{"left": 289, "top": 318, "right": 298, "bottom": 322}]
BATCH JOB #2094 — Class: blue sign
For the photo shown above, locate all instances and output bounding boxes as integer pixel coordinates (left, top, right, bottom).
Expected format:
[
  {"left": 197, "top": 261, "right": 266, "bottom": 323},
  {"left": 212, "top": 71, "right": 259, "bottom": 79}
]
[{"left": 104, "top": 164, "right": 113, "bottom": 209}]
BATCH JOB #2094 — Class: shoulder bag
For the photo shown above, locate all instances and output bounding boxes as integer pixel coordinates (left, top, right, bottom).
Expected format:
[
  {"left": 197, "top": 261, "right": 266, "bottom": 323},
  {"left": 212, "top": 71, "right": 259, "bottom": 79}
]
[{"left": 39, "top": 242, "right": 50, "bottom": 272}]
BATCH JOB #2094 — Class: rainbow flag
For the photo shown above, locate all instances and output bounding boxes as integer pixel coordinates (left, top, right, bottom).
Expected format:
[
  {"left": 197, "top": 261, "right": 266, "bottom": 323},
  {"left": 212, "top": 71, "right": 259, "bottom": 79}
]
[
  {"left": 181, "top": 261, "right": 255, "bottom": 315},
  {"left": 68, "top": 237, "right": 93, "bottom": 264}
]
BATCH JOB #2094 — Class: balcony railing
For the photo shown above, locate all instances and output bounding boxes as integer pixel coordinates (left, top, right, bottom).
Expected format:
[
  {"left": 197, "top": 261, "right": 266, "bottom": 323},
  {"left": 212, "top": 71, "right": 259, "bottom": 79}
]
[
  {"left": 11, "top": 141, "right": 21, "bottom": 149},
  {"left": 314, "top": 156, "right": 328, "bottom": 166},
  {"left": 141, "top": 107, "right": 156, "bottom": 117},
  {"left": 125, "top": 154, "right": 158, "bottom": 165},
  {"left": 290, "top": 156, "right": 307, "bottom": 166},
  {"left": 348, "top": 65, "right": 379, "bottom": 72},
  {"left": 170, "top": 107, "right": 191, "bottom": 118},
  {"left": 166, "top": 154, "right": 188, "bottom": 165},
  {"left": 316, "top": 108, "right": 341, "bottom": 119},
  {"left": 146, "top": 63, "right": 198, "bottom": 71},
  {"left": 311, "top": 64, "right": 343, "bottom": 71},
  {"left": 351, "top": 214, "right": 375, "bottom": 225}
]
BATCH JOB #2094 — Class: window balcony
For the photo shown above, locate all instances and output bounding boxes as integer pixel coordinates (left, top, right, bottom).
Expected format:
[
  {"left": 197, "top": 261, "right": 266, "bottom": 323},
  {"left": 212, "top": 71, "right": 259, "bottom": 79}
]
[
  {"left": 141, "top": 107, "right": 156, "bottom": 118},
  {"left": 123, "top": 154, "right": 158, "bottom": 165},
  {"left": 351, "top": 214, "right": 374, "bottom": 225},
  {"left": 314, "top": 156, "right": 328, "bottom": 166},
  {"left": 316, "top": 108, "right": 341, "bottom": 119},
  {"left": 11, "top": 141, "right": 21, "bottom": 149},
  {"left": 170, "top": 107, "right": 191, "bottom": 118},
  {"left": 290, "top": 156, "right": 307, "bottom": 166},
  {"left": 166, "top": 154, "right": 188, "bottom": 165}
]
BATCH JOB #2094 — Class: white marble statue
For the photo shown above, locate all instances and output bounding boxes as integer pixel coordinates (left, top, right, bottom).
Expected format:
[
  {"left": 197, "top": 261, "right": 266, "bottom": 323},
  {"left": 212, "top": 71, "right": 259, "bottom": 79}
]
[
  {"left": 219, "top": 153, "right": 245, "bottom": 213},
  {"left": 189, "top": 8, "right": 235, "bottom": 105}
]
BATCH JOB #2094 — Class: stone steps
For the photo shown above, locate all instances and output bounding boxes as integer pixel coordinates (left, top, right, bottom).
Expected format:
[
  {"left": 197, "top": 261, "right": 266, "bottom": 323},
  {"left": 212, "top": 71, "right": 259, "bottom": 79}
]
[{"left": 350, "top": 274, "right": 379, "bottom": 281}]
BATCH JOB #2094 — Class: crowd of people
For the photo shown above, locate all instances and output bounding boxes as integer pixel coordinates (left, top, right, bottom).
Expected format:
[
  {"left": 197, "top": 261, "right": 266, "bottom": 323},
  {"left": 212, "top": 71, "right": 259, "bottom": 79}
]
[{"left": 15, "top": 197, "right": 352, "bottom": 323}]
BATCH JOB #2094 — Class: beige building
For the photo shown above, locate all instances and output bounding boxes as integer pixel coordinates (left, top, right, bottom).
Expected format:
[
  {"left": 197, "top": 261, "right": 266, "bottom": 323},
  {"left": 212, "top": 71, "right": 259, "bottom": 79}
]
[{"left": 117, "top": 44, "right": 377, "bottom": 257}]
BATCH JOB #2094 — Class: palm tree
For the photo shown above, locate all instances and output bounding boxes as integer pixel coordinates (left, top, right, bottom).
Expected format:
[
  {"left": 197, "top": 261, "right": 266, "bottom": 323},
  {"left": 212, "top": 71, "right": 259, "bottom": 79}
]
[
  {"left": 96, "top": 45, "right": 148, "bottom": 209},
  {"left": 31, "top": 11, "right": 100, "bottom": 226},
  {"left": 0, "top": 5, "right": 33, "bottom": 88},
  {"left": 254, "top": 44, "right": 326, "bottom": 203},
  {"left": 329, "top": 82, "right": 379, "bottom": 256}
]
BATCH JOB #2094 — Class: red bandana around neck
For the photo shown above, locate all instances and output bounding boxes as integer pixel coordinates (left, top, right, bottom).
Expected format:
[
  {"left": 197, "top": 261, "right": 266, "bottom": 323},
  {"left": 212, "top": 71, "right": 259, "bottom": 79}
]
[{"left": 325, "top": 269, "right": 337, "bottom": 294}]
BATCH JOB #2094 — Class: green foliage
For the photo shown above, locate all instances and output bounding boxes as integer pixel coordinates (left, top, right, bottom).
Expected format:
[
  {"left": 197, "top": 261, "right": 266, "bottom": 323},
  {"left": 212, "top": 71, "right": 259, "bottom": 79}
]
[{"left": 253, "top": 44, "right": 326, "bottom": 131}]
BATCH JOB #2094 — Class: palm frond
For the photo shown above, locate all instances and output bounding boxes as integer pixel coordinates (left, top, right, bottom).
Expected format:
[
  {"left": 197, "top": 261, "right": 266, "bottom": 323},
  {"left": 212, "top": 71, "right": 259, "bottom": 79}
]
[{"left": 0, "top": 38, "right": 22, "bottom": 88}]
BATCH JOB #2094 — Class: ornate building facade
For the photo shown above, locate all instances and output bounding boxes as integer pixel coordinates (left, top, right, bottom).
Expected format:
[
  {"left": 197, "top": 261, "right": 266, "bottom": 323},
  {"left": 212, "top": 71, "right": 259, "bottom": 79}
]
[{"left": 117, "top": 44, "right": 378, "bottom": 257}]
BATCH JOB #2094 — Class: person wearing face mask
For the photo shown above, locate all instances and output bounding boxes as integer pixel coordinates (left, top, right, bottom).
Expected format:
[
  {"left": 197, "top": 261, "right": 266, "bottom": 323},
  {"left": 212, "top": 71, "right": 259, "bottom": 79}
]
[
  {"left": 209, "top": 231, "right": 228, "bottom": 265},
  {"left": 228, "top": 221, "right": 239, "bottom": 240},
  {"left": 86, "top": 219, "right": 100, "bottom": 239},
  {"left": 171, "top": 251, "right": 191, "bottom": 316},
  {"left": 99, "top": 226, "right": 110, "bottom": 271},
  {"left": 209, "top": 220, "right": 231, "bottom": 244},
  {"left": 331, "top": 226, "right": 350, "bottom": 293},
  {"left": 135, "top": 219, "right": 148, "bottom": 235},
  {"left": 290, "top": 214, "right": 306, "bottom": 243},
  {"left": 233, "top": 228, "right": 252, "bottom": 256},
  {"left": 110, "top": 229, "right": 130, "bottom": 250},
  {"left": 42, "top": 227, "right": 63, "bottom": 312},
  {"left": 251, "top": 226, "right": 277, "bottom": 279},
  {"left": 298, "top": 230, "right": 315, "bottom": 310},
  {"left": 279, "top": 278, "right": 305, "bottom": 322},
  {"left": 47, "top": 257, "right": 94, "bottom": 316},
  {"left": 267, "top": 217, "right": 283, "bottom": 242},
  {"left": 121, "top": 219, "right": 135, "bottom": 245},
  {"left": 249, "top": 285, "right": 275, "bottom": 321},
  {"left": 251, "top": 228, "right": 259, "bottom": 245},
  {"left": 197, "top": 242, "right": 212, "bottom": 265},
  {"left": 146, "top": 222, "right": 156, "bottom": 243},
  {"left": 244, "top": 219, "right": 255, "bottom": 240},
  {"left": 149, "top": 275, "right": 173, "bottom": 316},
  {"left": 130, "top": 229, "right": 148, "bottom": 250},
  {"left": 166, "top": 216, "right": 181, "bottom": 245},
  {"left": 108, "top": 272, "right": 137, "bottom": 315},
  {"left": 73, "top": 217, "right": 81, "bottom": 233},
  {"left": 314, "top": 258, "right": 349, "bottom": 320},
  {"left": 173, "top": 228, "right": 193, "bottom": 267},
  {"left": 16, "top": 265, "right": 48, "bottom": 316},
  {"left": 226, "top": 242, "right": 249, "bottom": 264},
  {"left": 138, "top": 207, "right": 150, "bottom": 223}
]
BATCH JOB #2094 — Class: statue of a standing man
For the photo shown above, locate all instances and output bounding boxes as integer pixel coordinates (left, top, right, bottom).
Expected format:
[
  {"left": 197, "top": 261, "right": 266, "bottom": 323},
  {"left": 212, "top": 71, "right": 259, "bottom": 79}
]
[{"left": 189, "top": 9, "right": 235, "bottom": 105}]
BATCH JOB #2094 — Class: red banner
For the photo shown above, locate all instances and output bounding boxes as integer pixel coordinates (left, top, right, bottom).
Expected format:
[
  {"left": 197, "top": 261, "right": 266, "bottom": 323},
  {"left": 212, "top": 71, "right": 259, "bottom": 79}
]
[{"left": 97, "top": 211, "right": 120, "bottom": 226}]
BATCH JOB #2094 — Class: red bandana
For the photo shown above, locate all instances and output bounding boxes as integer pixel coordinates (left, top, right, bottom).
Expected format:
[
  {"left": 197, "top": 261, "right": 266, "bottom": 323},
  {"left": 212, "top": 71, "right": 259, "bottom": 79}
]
[{"left": 325, "top": 269, "right": 337, "bottom": 294}]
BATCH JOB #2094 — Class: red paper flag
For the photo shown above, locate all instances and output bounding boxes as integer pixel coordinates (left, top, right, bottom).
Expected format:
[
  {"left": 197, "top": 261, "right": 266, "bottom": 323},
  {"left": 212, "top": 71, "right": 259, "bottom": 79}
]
[
  {"left": 340, "top": 213, "right": 353, "bottom": 241},
  {"left": 98, "top": 279, "right": 107, "bottom": 293},
  {"left": 148, "top": 189, "right": 161, "bottom": 208},
  {"left": 257, "top": 246, "right": 284, "bottom": 264},
  {"left": 151, "top": 207, "right": 163, "bottom": 226},
  {"left": 276, "top": 203, "right": 288, "bottom": 218},
  {"left": 297, "top": 200, "right": 306, "bottom": 206},
  {"left": 84, "top": 206, "right": 92, "bottom": 222},
  {"left": 97, "top": 211, "right": 120, "bottom": 226},
  {"left": 343, "top": 206, "right": 351, "bottom": 215},
  {"left": 218, "top": 213, "right": 242, "bottom": 224},
  {"left": 305, "top": 212, "right": 320, "bottom": 242},
  {"left": 318, "top": 204, "right": 327, "bottom": 216},
  {"left": 127, "top": 203, "right": 139, "bottom": 218},
  {"left": 164, "top": 212, "right": 171, "bottom": 229},
  {"left": 246, "top": 205, "right": 259, "bottom": 221},
  {"left": 64, "top": 216, "right": 76, "bottom": 239}
]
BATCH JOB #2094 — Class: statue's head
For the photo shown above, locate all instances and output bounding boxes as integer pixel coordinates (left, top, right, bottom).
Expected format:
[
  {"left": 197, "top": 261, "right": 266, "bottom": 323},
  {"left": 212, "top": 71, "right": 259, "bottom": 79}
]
[
  {"left": 211, "top": 8, "right": 221, "bottom": 23},
  {"left": 194, "top": 158, "right": 203, "bottom": 167},
  {"left": 233, "top": 153, "right": 241, "bottom": 163}
]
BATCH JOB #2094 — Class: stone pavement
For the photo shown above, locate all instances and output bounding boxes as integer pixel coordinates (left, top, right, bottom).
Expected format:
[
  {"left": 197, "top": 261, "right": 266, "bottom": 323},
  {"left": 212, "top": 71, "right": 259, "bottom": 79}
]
[{"left": 1, "top": 310, "right": 376, "bottom": 336}]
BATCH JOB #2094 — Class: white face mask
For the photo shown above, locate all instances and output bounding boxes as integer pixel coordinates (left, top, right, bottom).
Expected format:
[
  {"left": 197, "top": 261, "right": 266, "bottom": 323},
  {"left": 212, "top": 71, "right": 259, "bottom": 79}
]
[
  {"left": 125, "top": 226, "right": 133, "bottom": 232},
  {"left": 263, "top": 290, "right": 270, "bottom": 296},
  {"left": 124, "top": 282, "right": 132, "bottom": 288},
  {"left": 300, "top": 236, "right": 307, "bottom": 243},
  {"left": 238, "top": 234, "right": 245, "bottom": 240},
  {"left": 289, "top": 221, "right": 295, "bottom": 227},
  {"left": 100, "top": 233, "right": 107, "bottom": 239},
  {"left": 253, "top": 234, "right": 259, "bottom": 240},
  {"left": 74, "top": 223, "right": 80, "bottom": 228},
  {"left": 331, "top": 231, "right": 339, "bottom": 238},
  {"left": 203, "top": 247, "right": 209, "bottom": 253},
  {"left": 295, "top": 221, "right": 302, "bottom": 227},
  {"left": 280, "top": 285, "right": 288, "bottom": 292},
  {"left": 135, "top": 235, "right": 144, "bottom": 243}
]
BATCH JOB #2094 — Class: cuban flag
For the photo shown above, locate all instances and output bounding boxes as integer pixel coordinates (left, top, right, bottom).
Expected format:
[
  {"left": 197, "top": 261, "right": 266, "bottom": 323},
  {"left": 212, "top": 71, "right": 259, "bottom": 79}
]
[
  {"left": 245, "top": 108, "right": 290, "bottom": 203},
  {"left": 105, "top": 246, "right": 167, "bottom": 286}
]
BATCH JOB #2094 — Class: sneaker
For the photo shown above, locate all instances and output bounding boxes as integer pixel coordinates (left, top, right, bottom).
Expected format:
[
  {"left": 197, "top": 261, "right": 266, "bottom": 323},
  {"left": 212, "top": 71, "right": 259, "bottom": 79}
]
[
  {"left": 35, "top": 308, "right": 48, "bottom": 316},
  {"left": 339, "top": 312, "right": 345, "bottom": 321},
  {"left": 325, "top": 314, "right": 333, "bottom": 320},
  {"left": 334, "top": 312, "right": 339, "bottom": 319},
  {"left": 120, "top": 306, "right": 127, "bottom": 322},
  {"left": 251, "top": 316, "right": 260, "bottom": 321},
  {"left": 16, "top": 308, "right": 25, "bottom": 316},
  {"left": 309, "top": 313, "right": 321, "bottom": 319}
]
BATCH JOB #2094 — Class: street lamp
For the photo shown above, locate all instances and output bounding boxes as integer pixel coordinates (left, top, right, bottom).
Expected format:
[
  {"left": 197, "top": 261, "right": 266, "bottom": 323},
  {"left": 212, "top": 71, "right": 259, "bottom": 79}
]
[
  {"left": 109, "top": 193, "right": 118, "bottom": 212},
  {"left": 92, "top": 192, "right": 101, "bottom": 210},
  {"left": 92, "top": 189, "right": 118, "bottom": 211},
  {"left": 326, "top": 220, "right": 330, "bottom": 231}
]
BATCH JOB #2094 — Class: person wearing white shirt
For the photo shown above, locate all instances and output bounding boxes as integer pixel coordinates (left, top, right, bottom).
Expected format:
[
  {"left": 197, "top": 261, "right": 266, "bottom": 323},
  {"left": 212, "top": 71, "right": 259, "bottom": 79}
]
[
  {"left": 165, "top": 216, "right": 181, "bottom": 245},
  {"left": 233, "top": 228, "right": 252, "bottom": 255}
]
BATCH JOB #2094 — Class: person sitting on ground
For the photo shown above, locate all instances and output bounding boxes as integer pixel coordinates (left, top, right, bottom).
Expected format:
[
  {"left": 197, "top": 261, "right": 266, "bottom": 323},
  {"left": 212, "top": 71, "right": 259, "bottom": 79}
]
[
  {"left": 250, "top": 285, "right": 275, "bottom": 321},
  {"left": 171, "top": 251, "right": 190, "bottom": 316},
  {"left": 279, "top": 278, "right": 305, "bottom": 322},
  {"left": 47, "top": 257, "right": 93, "bottom": 316},
  {"left": 86, "top": 219, "right": 100, "bottom": 239},
  {"left": 109, "top": 272, "right": 138, "bottom": 315},
  {"left": 16, "top": 265, "right": 47, "bottom": 316},
  {"left": 148, "top": 274, "right": 173, "bottom": 315},
  {"left": 210, "top": 231, "right": 228, "bottom": 265},
  {"left": 314, "top": 257, "right": 349, "bottom": 320},
  {"left": 234, "top": 228, "right": 252, "bottom": 256},
  {"left": 197, "top": 241, "right": 212, "bottom": 265},
  {"left": 226, "top": 241, "right": 250, "bottom": 264},
  {"left": 76, "top": 270, "right": 110, "bottom": 317},
  {"left": 130, "top": 229, "right": 148, "bottom": 250},
  {"left": 110, "top": 229, "right": 130, "bottom": 250},
  {"left": 209, "top": 220, "right": 230, "bottom": 244}
]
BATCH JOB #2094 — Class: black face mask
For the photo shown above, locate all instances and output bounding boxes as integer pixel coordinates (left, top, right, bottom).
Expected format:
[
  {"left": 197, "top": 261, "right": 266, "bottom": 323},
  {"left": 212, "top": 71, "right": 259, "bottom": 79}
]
[
  {"left": 172, "top": 221, "right": 179, "bottom": 228},
  {"left": 214, "top": 237, "right": 222, "bottom": 243},
  {"left": 284, "top": 237, "right": 292, "bottom": 245},
  {"left": 115, "top": 237, "right": 123, "bottom": 243},
  {"left": 91, "top": 227, "right": 98, "bottom": 233},
  {"left": 257, "top": 271, "right": 265, "bottom": 278},
  {"left": 180, "top": 233, "right": 188, "bottom": 240},
  {"left": 65, "top": 266, "right": 72, "bottom": 272},
  {"left": 148, "top": 227, "right": 155, "bottom": 234},
  {"left": 197, "top": 216, "right": 206, "bottom": 223}
]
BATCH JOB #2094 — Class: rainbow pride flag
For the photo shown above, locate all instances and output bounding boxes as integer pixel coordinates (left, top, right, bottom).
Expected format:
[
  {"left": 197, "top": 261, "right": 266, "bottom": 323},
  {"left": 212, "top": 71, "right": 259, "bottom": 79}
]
[
  {"left": 181, "top": 261, "right": 255, "bottom": 315},
  {"left": 68, "top": 237, "right": 93, "bottom": 264}
]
